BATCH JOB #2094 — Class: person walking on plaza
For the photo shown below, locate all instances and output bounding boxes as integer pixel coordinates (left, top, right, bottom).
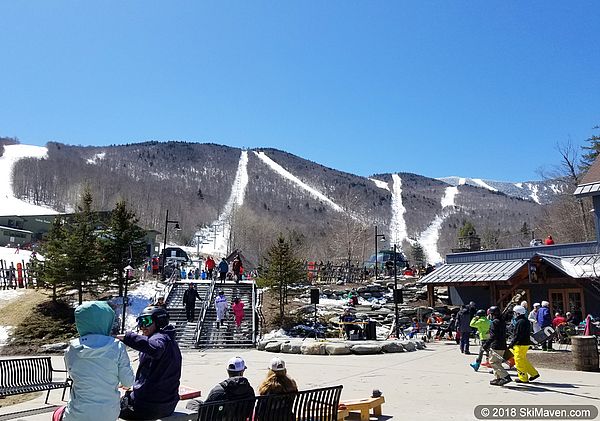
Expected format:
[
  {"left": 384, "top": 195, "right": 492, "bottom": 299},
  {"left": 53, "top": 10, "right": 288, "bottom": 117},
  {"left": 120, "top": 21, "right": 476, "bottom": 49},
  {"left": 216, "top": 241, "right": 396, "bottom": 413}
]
[
  {"left": 205, "top": 256, "right": 216, "bottom": 280},
  {"left": 537, "top": 301, "right": 553, "bottom": 351},
  {"left": 528, "top": 302, "right": 541, "bottom": 333},
  {"left": 469, "top": 309, "right": 491, "bottom": 371},
  {"left": 218, "top": 258, "right": 229, "bottom": 283},
  {"left": 215, "top": 290, "right": 228, "bottom": 329},
  {"left": 118, "top": 306, "right": 182, "bottom": 420},
  {"left": 183, "top": 283, "right": 201, "bottom": 322},
  {"left": 53, "top": 301, "right": 135, "bottom": 421},
  {"left": 510, "top": 305, "right": 540, "bottom": 383},
  {"left": 457, "top": 305, "right": 472, "bottom": 354},
  {"left": 485, "top": 306, "right": 512, "bottom": 386},
  {"left": 231, "top": 296, "right": 245, "bottom": 331}
]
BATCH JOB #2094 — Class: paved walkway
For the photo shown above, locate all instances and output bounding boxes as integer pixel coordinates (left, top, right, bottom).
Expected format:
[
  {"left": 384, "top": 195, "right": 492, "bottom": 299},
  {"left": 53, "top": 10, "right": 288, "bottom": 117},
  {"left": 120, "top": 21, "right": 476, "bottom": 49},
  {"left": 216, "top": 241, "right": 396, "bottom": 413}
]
[{"left": 1, "top": 341, "right": 599, "bottom": 420}]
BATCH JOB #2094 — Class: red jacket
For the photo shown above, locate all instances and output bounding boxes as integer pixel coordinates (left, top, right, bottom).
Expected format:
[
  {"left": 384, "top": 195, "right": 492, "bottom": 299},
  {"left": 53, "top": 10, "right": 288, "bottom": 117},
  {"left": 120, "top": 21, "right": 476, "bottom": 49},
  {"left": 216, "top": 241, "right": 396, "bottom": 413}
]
[
  {"left": 205, "top": 258, "right": 215, "bottom": 270},
  {"left": 552, "top": 316, "right": 566, "bottom": 328}
]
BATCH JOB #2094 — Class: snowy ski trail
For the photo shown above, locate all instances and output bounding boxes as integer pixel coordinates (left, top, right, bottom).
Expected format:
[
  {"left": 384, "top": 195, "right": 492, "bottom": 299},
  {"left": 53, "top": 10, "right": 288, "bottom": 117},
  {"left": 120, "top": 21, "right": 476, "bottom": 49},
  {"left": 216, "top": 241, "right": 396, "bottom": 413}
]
[
  {"left": 254, "top": 151, "right": 344, "bottom": 212},
  {"left": 418, "top": 186, "right": 459, "bottom": 264},
  {"left": 389, "top": 174, "right": 408, "bottom": 246},
  {"left": 194, "top": 150, "right": 249, "bottom": 256},
  {"left": 0, "top": 144, "right": 58, "bottom": 216},
  {"left": 370, "top": 178, "right": 390, "bottom": 191}
]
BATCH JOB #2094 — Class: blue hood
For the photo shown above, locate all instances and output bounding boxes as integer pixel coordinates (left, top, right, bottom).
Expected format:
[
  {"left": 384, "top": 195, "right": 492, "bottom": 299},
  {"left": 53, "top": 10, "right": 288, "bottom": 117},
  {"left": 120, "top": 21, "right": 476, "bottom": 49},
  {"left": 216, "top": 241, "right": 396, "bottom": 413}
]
[{"left": 75, "top": 301, "right": 115, "bottom": 337}]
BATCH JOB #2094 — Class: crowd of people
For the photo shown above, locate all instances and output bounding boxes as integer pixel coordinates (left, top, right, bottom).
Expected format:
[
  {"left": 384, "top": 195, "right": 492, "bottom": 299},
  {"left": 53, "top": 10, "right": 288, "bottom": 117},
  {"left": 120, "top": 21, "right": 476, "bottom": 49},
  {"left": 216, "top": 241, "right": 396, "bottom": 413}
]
[{"left": 52, "top": 300, "right": 295, "bottom": 421}]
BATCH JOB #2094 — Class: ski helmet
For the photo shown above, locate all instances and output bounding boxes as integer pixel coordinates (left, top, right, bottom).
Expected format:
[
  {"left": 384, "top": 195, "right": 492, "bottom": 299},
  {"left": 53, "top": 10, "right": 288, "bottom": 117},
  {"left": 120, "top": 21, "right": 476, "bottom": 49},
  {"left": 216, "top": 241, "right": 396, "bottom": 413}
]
[
  {"left": 488, "top": 306, "right": 500, "bottom": 317},
  {"left": 475, "top": 309, "right": 486, "bottom": 317},
  {"left": 137, "top": 306, "right": 170, "bottom": 329}
]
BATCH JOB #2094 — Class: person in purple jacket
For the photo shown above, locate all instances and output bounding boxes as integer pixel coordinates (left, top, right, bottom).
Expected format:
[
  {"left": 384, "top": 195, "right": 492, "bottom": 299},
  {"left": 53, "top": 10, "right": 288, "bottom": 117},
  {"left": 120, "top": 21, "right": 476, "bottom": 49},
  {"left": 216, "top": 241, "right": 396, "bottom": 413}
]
[{"left": 118, "top": 306, "right": 182, "bottom": 420}]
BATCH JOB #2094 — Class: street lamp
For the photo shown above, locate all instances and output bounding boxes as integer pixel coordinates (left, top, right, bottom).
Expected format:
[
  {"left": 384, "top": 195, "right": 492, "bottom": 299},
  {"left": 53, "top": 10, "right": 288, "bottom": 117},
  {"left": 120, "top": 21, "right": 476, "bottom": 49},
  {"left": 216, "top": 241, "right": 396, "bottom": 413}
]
[
  {"left": 121, "top": 264, "right": 134, "bottom": 334},
  {"left": 374, "top": 225, "right": 386, "bottom": 280},
  {"left": 161, "top": 209, "right": 181, "bottom": 276},
  {"left": 393, "top": 243, "right": 400, "bottom": 339}
]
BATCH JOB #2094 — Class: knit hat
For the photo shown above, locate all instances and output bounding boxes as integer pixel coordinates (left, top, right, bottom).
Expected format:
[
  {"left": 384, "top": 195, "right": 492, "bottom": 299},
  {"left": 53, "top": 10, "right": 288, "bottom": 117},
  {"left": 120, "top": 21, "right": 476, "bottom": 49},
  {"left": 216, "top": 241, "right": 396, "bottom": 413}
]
[{"left": 269, "top": 357, "right": 286, "bottom": 372}]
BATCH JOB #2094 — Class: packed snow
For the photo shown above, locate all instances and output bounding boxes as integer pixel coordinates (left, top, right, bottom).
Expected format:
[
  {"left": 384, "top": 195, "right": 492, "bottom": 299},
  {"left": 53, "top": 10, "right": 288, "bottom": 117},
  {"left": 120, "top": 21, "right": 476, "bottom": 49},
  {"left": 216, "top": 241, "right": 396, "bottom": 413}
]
[
  {"left": 193, "top": 150, "right": 249, "bottom": 257},
  {"left": 254, "top": 151, "right": 343, "bottom": 212},
  {"left": 458, "top": 177, "right": 466, "bottom": 185},
  {"left": 369, "top": 178, "right": 390, "bottom": 191},
  {"left": 514, "top": 182, "right": 523, "bottom": 189},
  {"left": 0, "top": 144, "right": 58, "bottom": 216},
  {"left": 389, "top": 174, "right": 408, "bottom": 246},
  {"left": 0, "top": 246, "right": 43, "bottom": 269},
  {"left": 418, "top": 186, "right": 459, "bottom": 264}
]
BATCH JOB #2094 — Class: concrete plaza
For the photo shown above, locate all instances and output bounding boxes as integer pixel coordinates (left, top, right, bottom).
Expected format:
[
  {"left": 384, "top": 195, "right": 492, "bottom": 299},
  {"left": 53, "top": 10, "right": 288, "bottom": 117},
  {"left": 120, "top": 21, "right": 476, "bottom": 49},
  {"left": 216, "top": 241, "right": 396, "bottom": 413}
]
[{"left": 1, "top": 341, "right": 599, "bottom": 420}]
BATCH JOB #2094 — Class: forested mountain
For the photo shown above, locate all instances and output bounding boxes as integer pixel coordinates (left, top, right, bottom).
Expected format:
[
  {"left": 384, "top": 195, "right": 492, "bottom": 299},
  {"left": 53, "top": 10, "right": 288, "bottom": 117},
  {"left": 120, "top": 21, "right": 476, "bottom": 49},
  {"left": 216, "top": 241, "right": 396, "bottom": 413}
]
[{"left": 7, "top": 139, "right": 551, "bottom": 264}]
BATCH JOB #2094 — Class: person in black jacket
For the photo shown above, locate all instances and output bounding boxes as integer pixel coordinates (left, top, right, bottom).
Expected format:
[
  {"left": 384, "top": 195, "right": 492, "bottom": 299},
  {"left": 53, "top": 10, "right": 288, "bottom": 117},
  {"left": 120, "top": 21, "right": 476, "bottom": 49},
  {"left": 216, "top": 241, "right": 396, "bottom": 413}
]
[
  {"left": 182, "top": 283, "right": 201, "bottom": 322},
  {"left": 118, "top": 306, "right": 182, "bottom": 420},
  {"left": 510, "top": 305, "right": 540, "bottom": 383},
  {"left": 484, "top": 306, "right": 512, "bottom": 386},
  {"left": 186, "top": 356, "right": 255, "bottom": 415}
]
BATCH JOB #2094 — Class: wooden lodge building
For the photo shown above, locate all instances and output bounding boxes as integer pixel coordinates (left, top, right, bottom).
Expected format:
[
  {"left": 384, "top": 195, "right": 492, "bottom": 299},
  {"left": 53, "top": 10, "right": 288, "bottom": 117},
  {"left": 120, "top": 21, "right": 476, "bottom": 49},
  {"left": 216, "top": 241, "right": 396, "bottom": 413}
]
[{"left": 418, "top": 158, "right": 600, "bottom": 318}]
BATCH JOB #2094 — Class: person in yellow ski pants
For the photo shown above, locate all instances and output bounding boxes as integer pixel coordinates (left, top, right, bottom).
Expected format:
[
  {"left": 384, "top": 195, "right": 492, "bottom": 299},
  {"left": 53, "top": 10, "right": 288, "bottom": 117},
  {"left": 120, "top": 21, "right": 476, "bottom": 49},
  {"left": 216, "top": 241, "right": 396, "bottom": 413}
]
[{"left": 510, "top": 305, "right": 540, "bottom": 383}]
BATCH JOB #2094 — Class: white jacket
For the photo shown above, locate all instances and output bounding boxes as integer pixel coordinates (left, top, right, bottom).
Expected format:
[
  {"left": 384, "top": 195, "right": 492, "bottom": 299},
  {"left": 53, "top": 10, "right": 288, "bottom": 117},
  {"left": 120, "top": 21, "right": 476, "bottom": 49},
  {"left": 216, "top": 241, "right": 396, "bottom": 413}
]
[{"left": 63, "top": 334, "right": 134, "bottom": 421}]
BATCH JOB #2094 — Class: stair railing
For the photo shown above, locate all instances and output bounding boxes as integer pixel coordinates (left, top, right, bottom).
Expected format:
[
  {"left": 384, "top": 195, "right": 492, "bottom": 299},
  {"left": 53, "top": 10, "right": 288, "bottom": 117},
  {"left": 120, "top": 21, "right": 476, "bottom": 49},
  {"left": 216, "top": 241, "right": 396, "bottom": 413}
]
[
  {"left": 194, "top": 279, "right": 217, "bottom": 347},
  {"left": 255, "top": 285, "right": 265, "bottom": 344},
  {"left": 154, "top": 269, "right": 179, "bottom": 306}
]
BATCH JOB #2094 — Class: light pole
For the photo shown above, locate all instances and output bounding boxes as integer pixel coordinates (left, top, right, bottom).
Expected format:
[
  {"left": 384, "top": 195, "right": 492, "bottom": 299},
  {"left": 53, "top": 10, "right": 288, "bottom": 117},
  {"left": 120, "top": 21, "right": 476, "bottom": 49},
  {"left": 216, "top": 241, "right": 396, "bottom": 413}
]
[
  {"left": 393, "top": 243, "right": 400, "bottom": 339},
  {"left": 374, "top": 225, "right": 386, "bottom": 280},
  {"left": 161, "top": 209, "right": 181, "bottom": 276},
  {"left": 121, "top": 264, "right": 134, "bottom": 334}
]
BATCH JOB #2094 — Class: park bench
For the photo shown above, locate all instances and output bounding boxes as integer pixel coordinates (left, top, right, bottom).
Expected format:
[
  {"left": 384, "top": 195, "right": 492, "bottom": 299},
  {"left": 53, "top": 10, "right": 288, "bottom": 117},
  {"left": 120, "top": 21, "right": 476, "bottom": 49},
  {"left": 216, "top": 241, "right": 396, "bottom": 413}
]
[
  {"left": 338, "top": 396, "right": 385, "bottom": 421},
  {"left": 153, "top": 385, "right": 343, "bottom": 421},
  {"left": 0, "top": 357, "right": 71, "bottom": 404}
]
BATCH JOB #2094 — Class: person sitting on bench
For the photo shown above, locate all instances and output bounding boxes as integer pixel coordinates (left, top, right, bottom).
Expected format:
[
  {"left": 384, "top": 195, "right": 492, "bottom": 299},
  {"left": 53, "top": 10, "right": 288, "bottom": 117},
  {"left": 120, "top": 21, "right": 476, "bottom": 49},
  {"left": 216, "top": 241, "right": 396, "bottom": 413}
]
[{"left": 340, "top": 308, "right": 362, "bottom": 340}]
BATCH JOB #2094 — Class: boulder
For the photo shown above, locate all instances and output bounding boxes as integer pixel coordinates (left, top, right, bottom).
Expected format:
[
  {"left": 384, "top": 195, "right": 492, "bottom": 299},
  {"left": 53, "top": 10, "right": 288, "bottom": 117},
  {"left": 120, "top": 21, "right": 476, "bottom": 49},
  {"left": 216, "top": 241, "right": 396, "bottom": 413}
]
[
  {"left": 301, "top": 342, "right": 326, "bottom": 355},
  {"left": 357, "top": 287, "right": 368, "bottom": 293},
  {"left": 350, "top": 344, "right": 383, "bottom": 355},
  {"left": 265, "top": 341, "right": 282, "bottom": 352},
  {"left": 281, "top": 342, "right": 302, "bottom": 354},
  {"left": 400, "top": 341, "right": 417, "bottom": 351},
  {"left": 325, "top": 343, "right": 352, "bottom": 355},
  {"left": 381, "top": 342, "right": 405, "bottom": 353},
  {"left": 371, "top": 303, "right": 382, "bottom": 310},
  {"left": 414, "top": 340, "right": 426, "bottom": 350}
]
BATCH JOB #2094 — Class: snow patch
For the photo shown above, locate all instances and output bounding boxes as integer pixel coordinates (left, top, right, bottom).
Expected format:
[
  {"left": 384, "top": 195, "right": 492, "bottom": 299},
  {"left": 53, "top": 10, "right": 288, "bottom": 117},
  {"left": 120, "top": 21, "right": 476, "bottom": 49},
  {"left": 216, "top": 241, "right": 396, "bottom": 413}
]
[
  {"left": 389, "top": 174, "right": 408, "bottom": 246},
  {"left": 369, "top": 178, "right": 390, "bottom": 191},
  {"left": 514, "top": 183, "right": 523, "bottom": 189},
  {"left": 458, "top": 177, "right": 467, "bottom": 185},
  {"left": 0, "top": 326, "right": 12, "bottom": 346},
  {"left": 472, "top": 178, "right": 498, "bottom": 192},
  {"left": 0, "top": 144, "right": 58, "bottom": 216},
  {"left": 86, "top": 152, "right": 106, "bottom": 165}
]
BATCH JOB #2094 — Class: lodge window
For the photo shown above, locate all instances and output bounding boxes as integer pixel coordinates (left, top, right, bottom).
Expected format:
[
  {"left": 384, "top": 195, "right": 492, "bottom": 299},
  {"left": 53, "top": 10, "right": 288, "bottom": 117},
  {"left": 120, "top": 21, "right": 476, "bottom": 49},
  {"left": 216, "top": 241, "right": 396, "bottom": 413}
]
[{"left": 548, "top": 288, "right": 585, "bottom": 317}]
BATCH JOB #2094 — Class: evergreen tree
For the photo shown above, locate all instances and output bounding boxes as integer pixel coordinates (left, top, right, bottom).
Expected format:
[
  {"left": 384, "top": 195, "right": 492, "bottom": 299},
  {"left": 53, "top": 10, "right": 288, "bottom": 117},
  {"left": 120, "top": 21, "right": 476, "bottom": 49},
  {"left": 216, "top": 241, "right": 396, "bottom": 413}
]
[
  {"left": 458, "top": 221, "right": 476, "bottom": 237},
  {"left": 102, "top": 200, "right": 148, "bottom": 296},
  {"left": 580, "top": 125, "right": 600, "bottom": 173},
  {"left": 410, "top": 242, "right": 426, "bottom": 267},
  {"left": 64, "top": 187, "right": 104, "bottom": 305},
  {"left": 257, "top": 235, "right": 306, "bottom": 325},
  {"left": 36, "top": 217, "right": 68, "bottom": 302}
]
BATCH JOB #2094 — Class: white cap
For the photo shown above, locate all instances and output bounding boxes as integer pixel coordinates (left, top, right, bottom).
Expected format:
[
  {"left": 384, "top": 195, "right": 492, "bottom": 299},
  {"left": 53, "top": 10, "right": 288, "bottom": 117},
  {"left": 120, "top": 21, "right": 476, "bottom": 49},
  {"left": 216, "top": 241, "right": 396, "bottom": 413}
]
[
  {"left": 541, "top": 301, "right": 549, "bottom": 307},
  {"left": 227, "top": 356, "right": 246, "bottom": 372},
  {"left": 269, "top": 357, "right": 286, "bottom": 372},
  {"left": 533, "top": 302, "right": 541, "bottom": 308}
]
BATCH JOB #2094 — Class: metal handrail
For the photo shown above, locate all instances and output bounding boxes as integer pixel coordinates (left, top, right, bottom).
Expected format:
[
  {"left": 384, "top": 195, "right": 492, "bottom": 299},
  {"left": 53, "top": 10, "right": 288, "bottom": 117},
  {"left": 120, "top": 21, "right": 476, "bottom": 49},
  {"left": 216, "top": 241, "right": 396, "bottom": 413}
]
[
  {"left": 255, "top": 286, "right": 265, "bottom": 343},
  {"left": 194, "top": 279, "right": 216, "bottom": 346},
  {"left": 152, "top": 269, "right": 179, "bottom": 306}
]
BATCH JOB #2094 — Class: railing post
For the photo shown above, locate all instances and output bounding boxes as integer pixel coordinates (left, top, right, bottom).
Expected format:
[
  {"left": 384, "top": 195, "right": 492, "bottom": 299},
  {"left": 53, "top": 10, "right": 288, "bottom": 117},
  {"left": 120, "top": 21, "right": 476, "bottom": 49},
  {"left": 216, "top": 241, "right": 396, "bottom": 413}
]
[{"left": 252, "top": 281, "right": 256, "bottom": 346}]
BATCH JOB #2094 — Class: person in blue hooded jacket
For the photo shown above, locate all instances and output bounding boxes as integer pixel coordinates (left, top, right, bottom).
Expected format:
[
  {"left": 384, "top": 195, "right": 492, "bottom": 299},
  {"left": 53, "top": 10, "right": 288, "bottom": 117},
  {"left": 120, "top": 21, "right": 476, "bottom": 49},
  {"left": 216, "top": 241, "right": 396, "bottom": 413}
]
[
  {"left": 53, "top": 301, "right": 135, "bottom": 421},
  {"left": 118, "top": 306, "right": 182, "bottom": 420}
]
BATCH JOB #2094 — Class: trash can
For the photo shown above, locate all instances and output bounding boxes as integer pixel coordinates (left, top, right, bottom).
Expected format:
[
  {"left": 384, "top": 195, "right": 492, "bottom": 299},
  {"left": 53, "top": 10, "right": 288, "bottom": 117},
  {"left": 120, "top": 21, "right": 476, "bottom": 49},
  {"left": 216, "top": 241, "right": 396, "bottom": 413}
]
[{"left": 366, "top": 321, "right": 377, "bottom": 340}]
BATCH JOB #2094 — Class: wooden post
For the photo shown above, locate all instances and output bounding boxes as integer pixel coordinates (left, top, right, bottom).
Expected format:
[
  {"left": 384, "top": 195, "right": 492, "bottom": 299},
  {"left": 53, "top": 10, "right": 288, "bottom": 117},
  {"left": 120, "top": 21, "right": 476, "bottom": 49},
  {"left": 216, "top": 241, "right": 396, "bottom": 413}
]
[{"left": 427, "top": 284, "right": 435, "bottom": 307}]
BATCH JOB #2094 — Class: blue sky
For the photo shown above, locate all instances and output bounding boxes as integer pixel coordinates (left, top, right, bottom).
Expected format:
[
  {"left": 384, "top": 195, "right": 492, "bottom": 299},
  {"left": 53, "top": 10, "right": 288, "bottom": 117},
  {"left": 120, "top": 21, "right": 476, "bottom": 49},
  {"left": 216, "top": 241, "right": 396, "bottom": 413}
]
[{"left": 1, "top": 2, "right": 598, "bottom": 181}]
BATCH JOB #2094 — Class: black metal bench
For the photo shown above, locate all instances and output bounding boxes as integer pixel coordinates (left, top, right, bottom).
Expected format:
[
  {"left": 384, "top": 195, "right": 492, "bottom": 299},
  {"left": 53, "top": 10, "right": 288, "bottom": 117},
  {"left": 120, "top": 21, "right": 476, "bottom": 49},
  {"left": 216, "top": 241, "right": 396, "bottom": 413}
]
[
  {"left": 0, "top": 357, "right": 71, "bottom": 404},
  {"left": 192, "top": 385, "right": 343, "bottom": 421}
]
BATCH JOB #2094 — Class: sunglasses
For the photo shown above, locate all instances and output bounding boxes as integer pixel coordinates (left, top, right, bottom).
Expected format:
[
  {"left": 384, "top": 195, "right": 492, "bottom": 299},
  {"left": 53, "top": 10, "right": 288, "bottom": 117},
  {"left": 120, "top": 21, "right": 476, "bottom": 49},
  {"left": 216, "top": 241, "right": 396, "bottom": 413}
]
[{"left": 137, "top": 315, "right": 154, "bottom": 328}]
